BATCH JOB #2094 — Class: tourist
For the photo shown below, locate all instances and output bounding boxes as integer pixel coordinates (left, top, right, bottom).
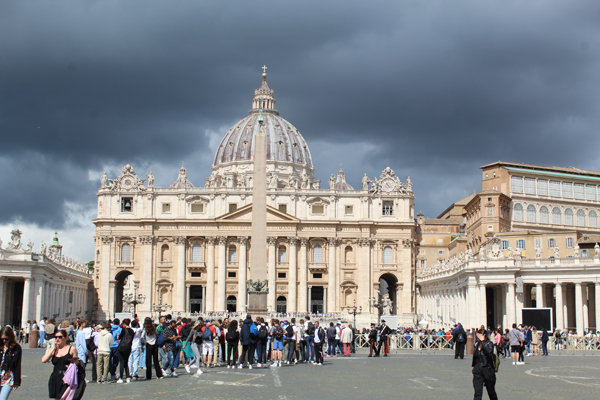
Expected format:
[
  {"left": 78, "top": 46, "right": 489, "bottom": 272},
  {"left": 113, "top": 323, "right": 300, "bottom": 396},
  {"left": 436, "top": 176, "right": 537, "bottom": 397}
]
[
  {"left": 182, "top": 320, "right": 204, "bottom": 376},
  {"left": 23, "top": 321, "right": 30, "bottom": 345},
  {"left": 128, "top": 319, "right": 143, "bottom": 379},
  {"left": 508, "top": 324, "right": 523, "bottom": 365},
  {"left": 225, "top": 319, "right": 239, "bottom": 369},
  {"left": 304, "top": 317, "right": 315, "bottom": 363},
  {"left": 179, "top": 318, "right": 194, "bottom": 373},
  {"left": 161, "top": 320, "right": 179, "bottom": 377},
  {"left": 74, "top": 321, "right": 88, "bottom": 364},
  {"left": 530, "top": 326, "right": 539, "bottom": 356},
  {"left": 326, "top": 322, "right": 336, "bottom": 357},
  {"left": 211, "top": 320, "right": 221, "bottom": 366},
  {"left": 41, "top": 329, "right": 77, "bottom": 399},
  {"left": 239, "top": 315, "right": 253, "bottom": 369},
  {"left": 541, "top": 327, "right": 549, "bottom": 356},
  {"left": 39, "top": 317, "right": 47, "bottom": 348},
  {"left": 0, "top": 326, "right": 22, "bottom": 399},
  {"left": 313, "top": 321, "right": 325, "bottom": 365},
  {"left": 201, "top": 320, "right": 216, "bottom": 368},
  {"left": 141, "top": 317, "right": 163, "bottom": 380},
  {"left": 109, "top": 319, "right": 121, "bottom": 381},
  {"left": 117, "top": 319, "right": 134, "bottom": 383},
  {"left": 256, "top": 318, "right": 269, "bottom": 367},
  {"left": 96, "top": 323, "right": 113, "bottom": 384},
  {"left": 340, "top": 324, "right": 353, "bottom": 356},
  {"left": 46, "top": 319, "right": 57, "bottom": 349},
  {"left": 453, "top": 323, "right": 467, "bottom": 359},
  {"left": 471, "top": 328, "right": 498, "bottom": 400},
  {"left": 296, "top": 320, "right": 305, "bottom": 362},
  {"left": 525, "top": 325, "right": 532, "bottom": 356},
  {"left": 503, "top": 329, "right": 511, "bottom": 358},
  {"left": 270, "top": 320, "right": 284, "bottom": 367},
  {"left": 156, "top": 316, "right": 167, "bottom": 369},
  {"left": 285, "top": 318, "right": 297, "bottom": 364}
]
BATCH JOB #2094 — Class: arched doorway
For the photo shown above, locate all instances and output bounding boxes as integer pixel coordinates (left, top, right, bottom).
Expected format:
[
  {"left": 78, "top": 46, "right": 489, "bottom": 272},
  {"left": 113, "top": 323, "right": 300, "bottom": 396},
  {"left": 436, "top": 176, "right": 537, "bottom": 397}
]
[
  {"left": 227, "top": 295, "right": 237, "bottom": 312},
  {"left": 277, "top": 296, "right": 287, "bottom": 313},
  {"left": 114, "top": 270, "right": 134, "bottom": 313},
  {"left": 378, "top": 273, "right": 398, "bottom": 315}
]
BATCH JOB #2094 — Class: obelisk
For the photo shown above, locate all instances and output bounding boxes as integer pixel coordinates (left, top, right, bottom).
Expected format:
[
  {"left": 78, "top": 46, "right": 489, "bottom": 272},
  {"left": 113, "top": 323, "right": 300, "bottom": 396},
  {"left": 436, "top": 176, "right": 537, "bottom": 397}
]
[{"left": 247, "top": 68, "right": 269, "bottom": 314}]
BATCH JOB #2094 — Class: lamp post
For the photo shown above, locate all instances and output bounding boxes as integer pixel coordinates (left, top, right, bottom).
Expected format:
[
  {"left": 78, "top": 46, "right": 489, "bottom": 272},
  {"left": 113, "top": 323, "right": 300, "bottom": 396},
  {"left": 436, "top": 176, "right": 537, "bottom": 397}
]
[
  {"left": 346, "top": 299, "right": 362, "bottom": 329},
  {"left": 122, "top": 284, "right": 146, "bottom": 314},
  {"left": 152, "top": 297, "right": 171, "bottom": 319}
]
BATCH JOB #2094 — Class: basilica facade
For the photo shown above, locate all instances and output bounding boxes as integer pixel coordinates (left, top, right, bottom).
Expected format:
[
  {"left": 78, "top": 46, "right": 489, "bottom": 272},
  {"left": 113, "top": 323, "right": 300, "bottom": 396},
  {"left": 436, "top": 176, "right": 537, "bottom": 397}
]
[{"left": 92, "top": 74, "right": 417, "bottom": 324}]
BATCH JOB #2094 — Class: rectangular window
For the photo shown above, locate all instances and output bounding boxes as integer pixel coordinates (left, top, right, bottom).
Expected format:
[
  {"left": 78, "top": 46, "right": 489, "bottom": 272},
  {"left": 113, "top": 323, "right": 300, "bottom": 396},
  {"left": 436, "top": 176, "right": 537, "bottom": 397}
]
[
  {"left": 524, "top": 177, "right": 536, "bottom": 195},
  {"left": 191, "top": 272, "right": 201, "bottom": 278},
  {"left": 581, "top": 249, "right": 589, "bottom": 258},
  {"left": 562, "top": 182, "right": 573, "bottom": 198},
  {"left": 121, "top": 197, "right": 133, "bottom": 212},
  {"left": 278, "top": 204, "right": 287, "bottom": 213},
  {"left": 420, "top": 260, "right": 425, "bottom": 268},
  {"left": 565, "top": 237, "right": 574, "bottom": 248},
  {"left": 549, "top": 180, "right": 561, "bottom": 197},
  {"left": 537, "top": 179, "right": 548, "bottom": 196},
  {"left": 191, "top": 203, "right": 204, "bottom": 213},
  {"left": 516, "top": 239, "right": 525, "bottom": 249},
  {"left": 437, "top": 238, "right": 443, "bottom": 243},
  {"left": 574, "top": 183, "right": 585, "bottom": 200},
  {"left": 228, "top": 249, "right": 236, "bottom": 263},
  {"left": 278, "top": 249, "right": 286, "bottom": 263},
  {"left": 535, "top": 238, "right": 541, "bottom": 249},
  {"left": 488, "top": 225, "right": 493, "bottom": 231},
  {"left": 548, "top": 238, "right": 556, "bottom": 248},
  {"left": 437, "top": 250, "right": 445, "bottom": 255},
  {"left": 312, "top": 205, "right": 324, "bottom": 215},
  {"left": 586, "top": 184, "right": 597, "bottom": 201},
  {"left": 228, "top": 271, "right": 237, "bottom": 278},
  {"left": 312, "top": 273, "right": 323, "bottom": 279},
  {"left": 229, "top": 204, "right": 238, "bottom": 213},
  {"left": 162, "top": 203, "right": 171, "bottom": 213},
  {"left": 69, "top": 291, "right": 73, "bottom": 303},
  {"left": 511, "top": 176, "right": 523, "bottom": 193},
  {"left": 278, "top": 272, "right": 287, "bottom": 279},
  {"left": 382, "top": 201, "right": 394, "bottom": 216},
  {"left": 501, "top": 240, "right": 509, "bottom": 250},
  {"left": 345, "top": 205, "right": 353, "bottom": 215}
]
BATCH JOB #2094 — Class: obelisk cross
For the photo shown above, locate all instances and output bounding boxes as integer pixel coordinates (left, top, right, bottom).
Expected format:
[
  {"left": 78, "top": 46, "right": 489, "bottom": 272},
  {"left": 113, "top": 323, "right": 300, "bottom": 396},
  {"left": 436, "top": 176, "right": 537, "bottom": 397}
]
[{"left": 262, "top": 65, "right": 267, "bottom": 74}]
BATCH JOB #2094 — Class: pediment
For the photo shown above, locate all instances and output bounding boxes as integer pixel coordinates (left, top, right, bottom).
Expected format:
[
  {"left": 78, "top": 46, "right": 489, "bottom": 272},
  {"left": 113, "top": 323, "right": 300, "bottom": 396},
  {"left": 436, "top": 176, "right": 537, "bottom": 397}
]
[{"left": 216, "top": 203, "right": 300, "bottom": 223}]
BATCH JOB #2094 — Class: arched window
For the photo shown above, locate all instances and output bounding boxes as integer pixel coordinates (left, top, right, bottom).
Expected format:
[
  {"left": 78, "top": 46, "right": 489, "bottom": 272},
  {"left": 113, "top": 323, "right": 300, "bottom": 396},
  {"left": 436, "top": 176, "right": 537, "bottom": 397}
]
[
  {"left": 121, "top": 243, "right": 131, "bottom": 262},
  {"left": 344, "top": 246, "right": 353, "bottom": 263},
  {"left": 552, "top": 207, "right": 561, "bottom": 225},
  {"left": 278, "top": 245, "right": 287, "bottom": 263},
  {"left": 226, "top": 295, "right": 237, "bottom": 312},
  {"left": 276, "top": 296, "right": 287, "bottom": 313},
  {"left": 192, "top": 244, "right": 202, "bottom": 262},
  {"left": 228, "top": 245, "right": 237, "bottom": 263},
  {"left": 383, "top": 246, "right": 393, "bottom": 264},
  {"left": 565, "top": 208, "right": 574, "bottom": 225},
  {"left": 513, "top": 203, "right": 523, "bottom": 222},
  {"left": 313, "top": 245, "right": 323, "bottom": 263},
  {"left": 577, "top": 209, "right": 586, "bottom": 227},
  {"left": 540, "top": 206, "right": 549, "bottom": 224},
  {"left": 161, "top": 244, "right": 169, "bottom": 262},
  {"left": 526, "top": 205, "right": 536, "bottom": 223},
  {"left": 589, "top": 210, "right": 598, "bottom": 228}
]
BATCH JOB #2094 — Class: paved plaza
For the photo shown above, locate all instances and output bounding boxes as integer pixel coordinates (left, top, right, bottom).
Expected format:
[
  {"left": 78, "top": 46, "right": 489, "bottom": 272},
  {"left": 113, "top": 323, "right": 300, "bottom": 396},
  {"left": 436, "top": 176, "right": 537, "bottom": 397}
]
[{"left": 13, "top": 348, "right": 600, "bottom": 399}]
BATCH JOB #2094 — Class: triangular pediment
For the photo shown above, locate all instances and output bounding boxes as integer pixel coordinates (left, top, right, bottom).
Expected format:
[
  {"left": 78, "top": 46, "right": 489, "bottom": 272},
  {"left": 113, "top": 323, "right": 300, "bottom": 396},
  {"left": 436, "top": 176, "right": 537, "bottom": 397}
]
[{"left": 216, "top": 203, "right": 300, "bottom": 223}]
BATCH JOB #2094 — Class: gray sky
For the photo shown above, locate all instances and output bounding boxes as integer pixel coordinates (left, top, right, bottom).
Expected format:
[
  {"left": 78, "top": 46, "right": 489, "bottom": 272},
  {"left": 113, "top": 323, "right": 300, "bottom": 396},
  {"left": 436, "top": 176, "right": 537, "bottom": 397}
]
[{"left": 2, "top": 0, "right": 600, "bottom": 261}]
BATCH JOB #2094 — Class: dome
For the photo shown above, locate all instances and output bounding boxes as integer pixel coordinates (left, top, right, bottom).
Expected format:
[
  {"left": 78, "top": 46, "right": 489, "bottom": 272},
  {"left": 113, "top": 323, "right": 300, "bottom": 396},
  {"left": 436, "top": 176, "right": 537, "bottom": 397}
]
[
  {"left": 331, "top": 166, "right": 354, "bottom": 191},
  {"left": 212, "top": 73, "right": 314, "bottom": 175},
  {"left": 169, "top": 163, "right": 194, "bottom": 189}
]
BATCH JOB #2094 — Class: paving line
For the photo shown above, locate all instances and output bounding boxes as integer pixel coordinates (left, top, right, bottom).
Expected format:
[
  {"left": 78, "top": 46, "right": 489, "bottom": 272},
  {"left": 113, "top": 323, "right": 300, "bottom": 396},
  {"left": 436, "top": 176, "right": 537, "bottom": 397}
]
[{"left": 271, "top": 366, "right": 282, "bottom": 387}]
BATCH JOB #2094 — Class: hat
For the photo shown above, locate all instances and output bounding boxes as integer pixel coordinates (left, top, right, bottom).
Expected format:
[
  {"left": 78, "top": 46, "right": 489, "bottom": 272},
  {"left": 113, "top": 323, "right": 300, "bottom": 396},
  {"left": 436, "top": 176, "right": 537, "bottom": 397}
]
[
  {"left": 336, "top": 322, "right": 341, "bottom": 325},
  {"left": 96, "top": 324, "right": 103, "bottom": 329},
  {"left": 371, "top": 322, "right": 375, "bottom": 326},
  {"left": 381, "top": 319, "right": 386, "bottom": 323}
]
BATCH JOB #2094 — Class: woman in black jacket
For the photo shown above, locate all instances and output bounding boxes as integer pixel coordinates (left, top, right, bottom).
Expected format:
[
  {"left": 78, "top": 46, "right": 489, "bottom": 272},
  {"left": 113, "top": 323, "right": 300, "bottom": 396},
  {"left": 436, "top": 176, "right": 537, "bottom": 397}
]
[
  {"left": 472, "top": 328, "right": 498, "bottom": 400},
  {"left": 0, "top": 326, "right": 22, "bottom": 399},
  {"left": 225, "top": 320, "right": 239, "bottom": 368}
]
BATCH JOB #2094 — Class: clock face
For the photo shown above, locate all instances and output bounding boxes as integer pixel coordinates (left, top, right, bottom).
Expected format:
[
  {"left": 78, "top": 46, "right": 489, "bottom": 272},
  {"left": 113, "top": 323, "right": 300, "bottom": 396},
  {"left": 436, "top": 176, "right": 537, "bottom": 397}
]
[
  {"left": 382, "top": 179, "right": 394, "bottom": 192},
  {"left": 121, "top": 176, "right": 134, "bottom": 189}
]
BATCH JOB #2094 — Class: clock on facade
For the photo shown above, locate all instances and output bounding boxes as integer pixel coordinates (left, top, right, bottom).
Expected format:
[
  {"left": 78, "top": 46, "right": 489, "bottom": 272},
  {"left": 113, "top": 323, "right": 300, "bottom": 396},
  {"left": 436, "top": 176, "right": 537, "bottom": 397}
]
[
  {"left": 382, "top": 179, "right": 394, "bottom": 193},
  {"left": 121, "top": 176, "right": 134, "bottom": 189}
]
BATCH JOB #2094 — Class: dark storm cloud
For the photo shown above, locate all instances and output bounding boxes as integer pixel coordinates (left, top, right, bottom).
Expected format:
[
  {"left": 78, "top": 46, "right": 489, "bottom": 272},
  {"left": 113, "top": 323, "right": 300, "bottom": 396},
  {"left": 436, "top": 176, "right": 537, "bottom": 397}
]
[{"left": 1, "top": 0, "right": 600, "bottom": 233}]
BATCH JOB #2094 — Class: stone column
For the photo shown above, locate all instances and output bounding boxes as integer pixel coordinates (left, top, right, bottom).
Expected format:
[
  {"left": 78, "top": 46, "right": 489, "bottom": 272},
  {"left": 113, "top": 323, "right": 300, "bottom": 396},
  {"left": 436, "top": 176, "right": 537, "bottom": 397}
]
[
  {"left": 100, "top": 236, "right": 113, "bottom": 318},
  {"left": 536, "top": 284, "right": 545, "bottom": 308},
  {"left": 298, "top": 238, "right": 308, "bottom": 313},
  {"left": 206, "top": 237, "right": 216, "bottom": 312},
  {"left": 267, "top": 237, "right": 277, "bottom": 312},
  {"left": 237, "top": 237, "right": 248, "bottom": 312},
  {"left": 288, "top": 237, "right": 298, "bottom": 312},
  {"left": 555, "top": 283, "right": 564, "bottom": 331},
  {"left": 308, "top": 285, "right": 313, "bottom": 313},
  {"left": 327, "top": 238, "right": 337, "bottom": 312},
  {"left": 201, "top": 285, "right": 206, "bottom": 312},
  {"left": 174, "top": 236, "right": 187, "bottom": 313},
  {"left": 35, "top": 279, "right": 44, "bottom": 322},
  {"left": 359, "top": 238, "right": 372, "bottom": 315},
  {"left": 575, "top": 282, "right": 584, "bottom": 336},
  {"left": 217, "top": 236, "right": 227, "bottom": 312},
  {"left": 323, "top": 286, "right": 328, "bottom": 313},
  {"left": 582, "top": 284, "right": 589, "bottom": 331},
  {"left": 139, "top": 235, "right": 155, "bottom": 314},
  {"left": 479, "top": 284, "right": 486, "bottom": 327},
  {"left": 596, "top": 283, "right": 600, "bottom": 333}
]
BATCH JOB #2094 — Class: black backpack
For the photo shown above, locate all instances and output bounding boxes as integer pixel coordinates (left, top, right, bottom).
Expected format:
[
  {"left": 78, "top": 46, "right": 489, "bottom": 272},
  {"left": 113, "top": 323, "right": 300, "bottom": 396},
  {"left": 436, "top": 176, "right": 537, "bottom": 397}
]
[
  {"left": 180, "top": 325, "right": 192, "bottom": 341},
  {"left": 286, "top": 325, "right": 294, "bottom": 337},
  {"left": 457, "top": 331, "right": 466, "bottom": 343},
  {"left": 306, "top": 322, "right": 315, "bottom": 335},
  {"left": 118, "top": 329, "right": 133, "bottom": 353},
  {"left": 226, "top": 328, "right": 235, "bottom": 341},
  {"left": 194, "top": 330, "right": 203, "bottom": 345},
  {"left": 73, "top": 360, "right": 87, "bottom": 400},
  {"left": 273, "top": 326, "right": 284, "bottom": 340},
  {"left": 86, "top": 333, "right": 97, "bottom": 352},
  {"left": 258, "top": 325, "right": 268, "bottom": 340}
]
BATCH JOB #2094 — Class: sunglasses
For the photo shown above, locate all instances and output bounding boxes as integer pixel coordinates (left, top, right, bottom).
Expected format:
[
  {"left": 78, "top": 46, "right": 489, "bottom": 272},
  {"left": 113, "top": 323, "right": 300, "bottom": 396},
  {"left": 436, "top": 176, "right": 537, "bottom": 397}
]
[{"left": 55, "top": 335, "right": 64, "bottom": 339}]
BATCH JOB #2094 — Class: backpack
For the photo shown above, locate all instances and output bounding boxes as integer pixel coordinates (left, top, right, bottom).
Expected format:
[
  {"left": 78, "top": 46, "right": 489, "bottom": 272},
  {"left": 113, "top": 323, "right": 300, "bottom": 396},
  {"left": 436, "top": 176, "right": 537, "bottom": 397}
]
[
  {"left": 180, "top": 325, "right": 192, "bottom": 341},
  {"left": 457, "top": 331, "right": 466, "bottom": 343},
  {"left": 86, "top": 333, "right": 97, "bottom": 353},
  {"left": 286, "top": 325, "right": 294, "bottom": 338},
  {"left": 73, "top": 360, "right": 87, "bottom": 400},
  {"left": 306, "top": 322, "right": 315, "bottom": 335},
  {"left": 157, "top": 331, "right": 165, "bottom": 347},
  {"left": 118, "top": 329, "right": 133, "bottom": 353},
  {"left": 258, "top": 325, "right": 268, "bottom": 341},
  {"left": 273, "top": 326, "right": 284, "bottom": 340},
  {"left": 226, "top": 328, "right": 235, "bottom": 341},
  {"left": 492, "top": 345, "right": 501, "bottom": 373},
  {"left": 203, "top": 326, "right": 214, "bottom": 341}
]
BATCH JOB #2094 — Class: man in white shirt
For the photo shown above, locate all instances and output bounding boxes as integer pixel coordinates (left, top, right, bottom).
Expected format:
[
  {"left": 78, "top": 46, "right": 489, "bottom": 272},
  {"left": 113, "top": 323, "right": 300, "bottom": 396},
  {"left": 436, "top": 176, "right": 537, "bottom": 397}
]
[
  {"left": 38, "top": 317, "right": 47, "bottom": 347},
  {"left": 313, "top": 321, "right": 325, "bottom": 365}
]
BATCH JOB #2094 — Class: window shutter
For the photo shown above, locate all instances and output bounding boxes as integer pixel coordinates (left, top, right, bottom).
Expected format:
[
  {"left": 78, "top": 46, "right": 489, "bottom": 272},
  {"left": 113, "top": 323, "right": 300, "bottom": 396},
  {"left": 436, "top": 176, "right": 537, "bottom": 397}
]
[
  {"left": 313, "top": 245, "right": 323, "bottom": 263},
  {"left": 511, "top": 176, "right": 523, "bottom": 193},
  {"left": 192, "top": 244, "right": 202, "bottom": 262},
  {"left": 121, "top": 244, "right": 131, "bottom": 262},
  {"left": 383, "top": 246, "right": 393, "bottom": 264}
]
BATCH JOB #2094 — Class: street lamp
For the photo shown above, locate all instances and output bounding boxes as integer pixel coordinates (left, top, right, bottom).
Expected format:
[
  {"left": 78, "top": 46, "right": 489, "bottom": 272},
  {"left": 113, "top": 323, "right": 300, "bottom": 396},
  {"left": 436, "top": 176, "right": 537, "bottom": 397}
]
[
  {"left": 346, "top": 299, "right": 362, "bottom": 329},
  {"left": 122, "top": 284, "right": 146, "bottom": 314},
  {"left": 152, "top": 297, "right": 171, "bottom": 319},
  {"left": 369, "top": 296, "right": 384, "bottom": 315}
]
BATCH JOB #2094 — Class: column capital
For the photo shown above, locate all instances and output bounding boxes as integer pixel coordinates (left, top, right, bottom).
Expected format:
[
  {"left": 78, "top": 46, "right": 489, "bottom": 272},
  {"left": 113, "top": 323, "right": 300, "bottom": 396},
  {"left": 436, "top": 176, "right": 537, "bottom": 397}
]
[
  {"left": 327, "top": 237, "right": 339, "bottom": 247},
  {"left": 238, "top": 236, "right": 249, "bottom": 245},
  {"left": 100, "top": 236, "right": 113, "bottom": 244},
  {"left": 267, "top": 236, "right": 278, "bottom": 246},
  {"left": 300, "top": 237, "right": 309, "bottom": 246},
  {"left": 206, "top": 236, "right": 217, "bottom": 245},
  {"left": 139, "top": 235, "right": 155, "bottom": 245},
  {"left": 173, "top": 236, "right": 187, "bottom": 245},
  {"left": 287, "top": 236, "right": 299, "bottom": 245},
  {"left": 217, "top": 236, "right": 228, "bottom": 245}
]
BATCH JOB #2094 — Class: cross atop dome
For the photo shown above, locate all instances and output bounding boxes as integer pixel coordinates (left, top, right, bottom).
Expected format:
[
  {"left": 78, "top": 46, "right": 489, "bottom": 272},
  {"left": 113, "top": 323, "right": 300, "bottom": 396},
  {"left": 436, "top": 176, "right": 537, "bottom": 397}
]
[{"left": 252, "top": 66, "right": 277, "bottom": 115}]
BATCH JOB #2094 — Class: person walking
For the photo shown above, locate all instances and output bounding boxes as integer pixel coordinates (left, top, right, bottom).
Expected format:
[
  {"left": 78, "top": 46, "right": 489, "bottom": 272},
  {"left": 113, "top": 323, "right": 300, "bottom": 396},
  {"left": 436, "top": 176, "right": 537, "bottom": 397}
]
[
  {"left": 541, "top": 327, "right": 549, "bottom": 356},
  {"left": 96, "top": 323, "right": 113, "bottom": 384},
  {"left": 39, "top": 317, "right": 47, "bottom": 348},
  {"left": 182, "top": 321, "right": 204, "bottom": 376},
  {"left": 472, "top": 328, "right": 498, "bottom": 400},
  {"left": 141, "top": 318, "right": 163, "bottom": 380},
  {"left": 0, "top": 326, "right": 22, "bottom": 399},
  {"left": 41, "top": 329, "right": 77, "bottom": 399},
  {"left": 340, "top": 324, "right": 353, "bottom": 356},
  {"left": 161, "top": 320, "right": 179, "bottom": 377}
]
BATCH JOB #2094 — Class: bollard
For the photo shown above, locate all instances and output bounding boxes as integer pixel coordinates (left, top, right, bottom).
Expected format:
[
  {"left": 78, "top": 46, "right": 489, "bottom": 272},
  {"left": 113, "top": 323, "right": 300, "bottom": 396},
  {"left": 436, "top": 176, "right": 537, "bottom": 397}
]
[
  {"left": 466, "top": 334, "right": 474, "bottom": 355},
  {"left": 30, "top": 330, "right": 40, "bottom": 348}
]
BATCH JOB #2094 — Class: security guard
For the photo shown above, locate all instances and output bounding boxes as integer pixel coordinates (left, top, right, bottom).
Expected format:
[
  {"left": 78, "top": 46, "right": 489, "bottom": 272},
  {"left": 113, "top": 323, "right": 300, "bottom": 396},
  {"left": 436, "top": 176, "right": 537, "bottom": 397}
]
[
  {"left": 377, "top": 319, "right": 392, "bottom": 356},
  {"left": 367, "top": 323, "right": 378, "bottom": 357}
]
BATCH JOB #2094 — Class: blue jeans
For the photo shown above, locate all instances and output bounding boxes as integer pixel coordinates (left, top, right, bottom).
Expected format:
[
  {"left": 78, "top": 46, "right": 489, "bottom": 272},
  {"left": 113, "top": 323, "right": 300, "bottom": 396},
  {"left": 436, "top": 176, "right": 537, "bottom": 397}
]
[
  {"left": 256, "top": 341, "right": 267, "bottom": 364},
  {"left": 0, "top": 385, "right": 13, "bottom": 400},
  {"left": 162, "top": 349, "right": 175, "bottom": 372},
  {"left": 327, "top": 339, "right": 336, "bottom": 356},
  {"left": 38, "top": 332, "right": 45, "bottom": 348},
  {"left": 128, "top": 347, "right": 141, "bottom": 377},
  {"left": 173, "top": 341, "right": 182, "bottom": 369},
  {"left": 139, "top": 345, "right": 146, "bottom": 368},
  {"left": 305, "top": 336, "right": 315, "bottom": 361},
  {"left": 109, "top": 347, "right": 119, "bottom": 378}
]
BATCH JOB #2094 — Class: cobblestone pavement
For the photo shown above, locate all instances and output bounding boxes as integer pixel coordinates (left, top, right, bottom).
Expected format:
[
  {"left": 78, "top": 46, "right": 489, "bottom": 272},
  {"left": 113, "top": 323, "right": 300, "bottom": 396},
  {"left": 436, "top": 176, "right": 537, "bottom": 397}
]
[{"left": 13, "top": 348, "right": 600, "bottom": 399}]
